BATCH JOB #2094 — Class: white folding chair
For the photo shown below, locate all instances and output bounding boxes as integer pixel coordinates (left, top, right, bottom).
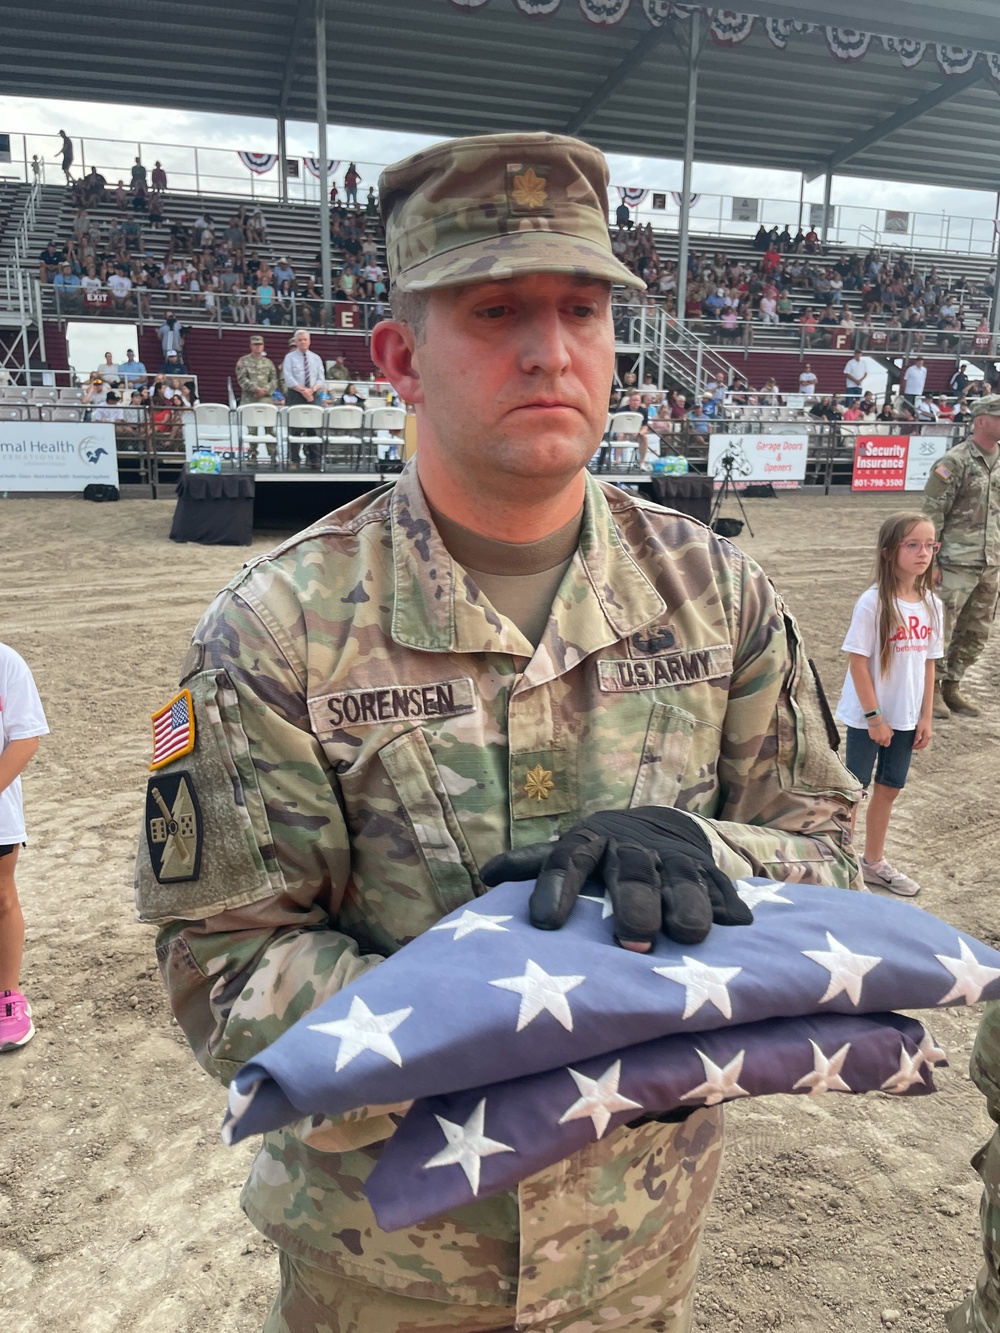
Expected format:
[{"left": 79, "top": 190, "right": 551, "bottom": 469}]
[
  {"left": 0, "top": 405, "right": 25, "bottom": 420},
  {"left": 286, "top": 404, "right": 325, "bottom": 470},
  {"left": 606, "top": 410, "right": 644, "bottom": 468},
  {"left": 324, "top": 405, "right": 364, "bottom": 469},
  {"left": 237, "top": 402, "right": 279, "bottom": 467},
  {"left": 58, "top": 387, "right": 85, "bottom": 402},
  {"left": 0, "top": 387, "right": 29, "bottom": 403},
  {"left": 29, "top": 386, "right": 59, "bottom": 402},
  {"left": 364, "top": 406, "right": 406, "bottom": 464},
  {"left": 194, "top": 403, "right": 236, "bottom": 461}
]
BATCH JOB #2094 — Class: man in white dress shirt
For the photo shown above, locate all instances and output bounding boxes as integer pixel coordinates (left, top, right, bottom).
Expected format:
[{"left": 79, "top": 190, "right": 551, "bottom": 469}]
[{"left": 282, "top": 329, "right": 326, "bottom": 469}]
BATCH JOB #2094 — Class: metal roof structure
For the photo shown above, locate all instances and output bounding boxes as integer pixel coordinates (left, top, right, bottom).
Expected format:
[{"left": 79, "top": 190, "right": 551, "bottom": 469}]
[{"left": 4, "top": 1, "right": 1000, "bottom": 193}]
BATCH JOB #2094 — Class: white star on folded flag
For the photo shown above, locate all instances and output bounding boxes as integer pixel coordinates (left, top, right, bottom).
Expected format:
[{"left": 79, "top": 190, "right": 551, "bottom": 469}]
[
  {"left": 309, "top": 996, "right": 413, "bottom": 1072},
  {"left": 736, "top": 879, "right": 794, "bottom": 910},
  {"left": 558, "top": 1060, "right": 643, "bottom": 1138},
  {"left": 580, "top": 891, "right": 614, "bottom": 919},
  {"left": 880, "top": 1046, "right": 927, "bottom": 1094},
  {"left": 653, "top": 957, "right": 742, "bottom": 1020},
  {"left": 935, "top": 939, "right": 1000, "bottom": 1005},
  {"left": 802, "top": 932, "right": 882, "bottom": 1005},
  {"left": 430, "top": 910, "right": 513, "bottom": 940},
  {"left": 792, "top": 1040, "right": 853, "bottom": 1095},
  {"left": 423, "top": 1098, "right": 514, "bottom": 1195},
  {"left": 681, "top": 1049, "right": 750, "bottom": 1106},
  {"left": 490, "top": 959, "right": 585, "bottom": 1032},
  {"left": 917, "top": 1030, "right": 947, "bottom": 1069}
]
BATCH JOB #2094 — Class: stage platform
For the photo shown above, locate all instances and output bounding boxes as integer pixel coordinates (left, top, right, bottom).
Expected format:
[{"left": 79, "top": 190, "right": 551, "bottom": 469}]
[{"left": 244, "top": 468, "right": 702, "bottom": 529}]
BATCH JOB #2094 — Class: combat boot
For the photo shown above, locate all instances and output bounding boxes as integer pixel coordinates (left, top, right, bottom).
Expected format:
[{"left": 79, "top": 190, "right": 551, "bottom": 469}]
[
  {"left": 942, "top": 680, "right": 981, "bottom": 717},
  {"left": 931, "top": 683, "right": 950, "bottom": 720}
]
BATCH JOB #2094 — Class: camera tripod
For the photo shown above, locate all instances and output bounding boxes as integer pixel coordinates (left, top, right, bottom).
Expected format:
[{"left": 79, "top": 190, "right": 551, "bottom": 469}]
[{"left": 710, "top": 452, "right": 755, "bottom": 538}]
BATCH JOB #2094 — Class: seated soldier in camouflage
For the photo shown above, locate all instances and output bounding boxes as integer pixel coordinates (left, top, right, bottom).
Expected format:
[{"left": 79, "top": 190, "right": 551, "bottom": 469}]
[{"left": 136, "top": 133, "right": 861, "bottom": 1333}]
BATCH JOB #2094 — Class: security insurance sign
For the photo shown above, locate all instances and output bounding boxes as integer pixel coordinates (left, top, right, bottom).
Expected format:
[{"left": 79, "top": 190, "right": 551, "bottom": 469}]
[
  {"left": 851, "top": 435, "right": 950, "bottom": 492},
  {"left": 707, "top": 433, "right": 808, "bottom": 488},
  {"left": 0, "top": 422, "right": 119, "bottom": 491}
]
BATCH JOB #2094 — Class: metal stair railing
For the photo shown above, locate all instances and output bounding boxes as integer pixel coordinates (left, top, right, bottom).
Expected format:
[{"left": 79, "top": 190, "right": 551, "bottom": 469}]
[
  {"left": 11, "top": 181, "right": 40, "bottom": 268},
  {"left": 626, "top": 306, "right": 741, "bottom": 400}
]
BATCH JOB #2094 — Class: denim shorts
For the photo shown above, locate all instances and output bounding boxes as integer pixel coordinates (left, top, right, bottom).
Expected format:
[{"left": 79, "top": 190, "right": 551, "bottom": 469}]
[{"left": 844, "top": 725, "right": 915, "bottom": 790}]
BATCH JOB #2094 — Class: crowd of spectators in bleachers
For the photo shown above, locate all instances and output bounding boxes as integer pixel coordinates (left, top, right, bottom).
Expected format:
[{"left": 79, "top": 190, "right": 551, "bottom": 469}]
[
  {"left": 38, "top": 160, "right": 389, "bottom": 331},
  {"left": 610, "top": 217, "right": 995, "bottom": 354},
  {"left": 602, "top": 358, "right": 999, "bottom": 465}
]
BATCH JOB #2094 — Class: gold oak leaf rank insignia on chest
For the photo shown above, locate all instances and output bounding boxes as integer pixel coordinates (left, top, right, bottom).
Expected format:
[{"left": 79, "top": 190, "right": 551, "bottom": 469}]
[{"left": 145, "top": 771, "right": 203, "bottom": 884}]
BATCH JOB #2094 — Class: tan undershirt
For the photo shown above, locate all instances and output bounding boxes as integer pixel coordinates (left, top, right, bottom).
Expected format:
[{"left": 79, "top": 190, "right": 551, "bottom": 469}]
[{"left": 429, "top": 504, "right": 584, "bottom": 650}]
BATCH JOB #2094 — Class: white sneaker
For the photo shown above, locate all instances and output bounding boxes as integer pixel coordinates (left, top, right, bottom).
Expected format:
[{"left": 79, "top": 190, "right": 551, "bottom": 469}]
[{"left": 862, "top": 857, "right": 921, "bottom": 897}]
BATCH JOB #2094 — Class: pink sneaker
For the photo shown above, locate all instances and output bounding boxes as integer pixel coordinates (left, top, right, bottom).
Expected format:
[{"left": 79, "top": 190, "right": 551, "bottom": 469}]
[{"left": 0, "top": 990, "right": 34, "bottom": 1050}]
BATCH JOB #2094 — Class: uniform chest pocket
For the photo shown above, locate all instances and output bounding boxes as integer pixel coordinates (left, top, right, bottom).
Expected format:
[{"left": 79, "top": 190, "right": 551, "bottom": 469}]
[
  {"left": 379, "top": 728, "right": 480, "bottom": 915},
  {"left": 630, "top": 702, "right": 700, "bottom": 809}
]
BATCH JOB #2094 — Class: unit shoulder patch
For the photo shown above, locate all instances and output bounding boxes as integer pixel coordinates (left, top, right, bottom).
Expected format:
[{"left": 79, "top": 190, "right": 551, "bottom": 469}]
[
  {"left": 150, "top": 688, "right": 195, "bottom": 770},
  {"left": 145, "top": 770, "right": 203, "bottom": 884}
]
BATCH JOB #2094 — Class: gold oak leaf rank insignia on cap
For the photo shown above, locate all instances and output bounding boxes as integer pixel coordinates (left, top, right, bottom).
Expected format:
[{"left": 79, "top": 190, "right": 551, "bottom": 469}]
[
  {"left": 145, "top": 771, "right": 203, "bottom": 884},
  {"left": 506, "top": 164, "right": 551, "bottom": 214}
]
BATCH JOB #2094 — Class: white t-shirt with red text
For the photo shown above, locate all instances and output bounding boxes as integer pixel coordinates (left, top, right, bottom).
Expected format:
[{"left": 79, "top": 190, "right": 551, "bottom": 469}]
[
  {"left": 0, "top": 643, "right": 49, "bottom": 843},
  {"left": 835, "top": 587, "right": 943, "bottom": 731}
]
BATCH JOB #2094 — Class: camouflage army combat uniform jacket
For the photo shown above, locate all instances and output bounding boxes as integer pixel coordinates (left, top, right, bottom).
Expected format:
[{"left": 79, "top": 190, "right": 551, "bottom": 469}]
[
  {"left": 235, "top": 351, "right": 278, "bottom": 402},
  {"left": 136, "top": 462, "right": 860, "bottom": 1322},
  {"left": 923, "top": 439, "right": 1000, "bottom": 568}
]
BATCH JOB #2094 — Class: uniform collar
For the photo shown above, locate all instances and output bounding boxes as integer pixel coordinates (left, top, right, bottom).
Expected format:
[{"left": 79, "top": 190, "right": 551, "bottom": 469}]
[{"left": 390, "top": 462, "right": 665, "bottom": 669}]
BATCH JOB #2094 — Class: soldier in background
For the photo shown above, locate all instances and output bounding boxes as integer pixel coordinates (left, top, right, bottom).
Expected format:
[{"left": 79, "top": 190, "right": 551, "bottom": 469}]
[
  {"left": 922, "top": 396, "right": 1000, "bottom": 719},
  {"left": 235, "top": 334, "right": 279, "bottom": 465},
  {"left": 235, "top": 333, "right": 278, "bottom": 404},
  {"left": 135, "top": 133, "right": 859, "bottom": 1333}
]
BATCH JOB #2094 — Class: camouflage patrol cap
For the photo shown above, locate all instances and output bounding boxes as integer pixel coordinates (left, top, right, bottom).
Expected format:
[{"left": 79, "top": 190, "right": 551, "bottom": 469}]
[
  {"left": 249, "top": 334, "right": 264, "bottom": 345},
  {"left": 970, "top": 394, "right": 1000, "bottom": 418},
  {"left": 378, "top": 132, "right": 646, "bottom": 293}
]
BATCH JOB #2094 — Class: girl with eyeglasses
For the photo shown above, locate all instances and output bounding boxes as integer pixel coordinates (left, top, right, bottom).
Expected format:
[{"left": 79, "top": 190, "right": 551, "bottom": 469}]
[{"left": 834, "top": 512, "right": 944, "bottom": 897}]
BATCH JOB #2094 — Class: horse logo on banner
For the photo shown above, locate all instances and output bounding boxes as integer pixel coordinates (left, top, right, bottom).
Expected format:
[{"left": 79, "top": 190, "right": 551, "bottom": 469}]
[
  {"left": 237, "top": 151, "right": 278, "bottom": 174},
  {"left": 304, "top": 158, "right": 341, "bottom": 178},
  {"left": 617, "top": 187, "right": 648, "bottom": 208}
]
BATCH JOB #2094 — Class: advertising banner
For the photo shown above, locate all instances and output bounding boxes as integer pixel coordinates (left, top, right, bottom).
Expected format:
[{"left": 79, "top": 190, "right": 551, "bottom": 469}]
[
  {"left": 904, "top": 435, "right": 949, "bottom": 491},
  {"left": 0, "top": 422, "right": 118, "bottom": 491},
  {"left": 851, "top": 435, "right": 950, "bottom": 492},
  {"left": 708, "top": 433, "right": 808, "bottom": 488},
  {"left": 731, "top": 196, "right": 759, "bottom": 222},
  {"left": 884, "top": 210, "right": 910, "bottom": 233}
]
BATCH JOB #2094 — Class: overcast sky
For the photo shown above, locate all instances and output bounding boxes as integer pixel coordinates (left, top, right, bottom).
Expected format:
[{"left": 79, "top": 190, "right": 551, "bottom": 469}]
[{"left": 3, "top": 92, "right": 999, "bottom": 236}]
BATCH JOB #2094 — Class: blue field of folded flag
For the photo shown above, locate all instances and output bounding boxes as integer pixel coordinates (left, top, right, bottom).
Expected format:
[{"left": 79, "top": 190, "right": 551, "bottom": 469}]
[{"left": 222, "top": 878, "right": 1000, "bottom": 1227}]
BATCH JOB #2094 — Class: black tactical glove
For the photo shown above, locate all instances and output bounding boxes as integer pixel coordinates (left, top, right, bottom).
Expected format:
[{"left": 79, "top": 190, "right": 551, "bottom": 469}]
[{"left": 480, "top": 807, "right": 752, "bottom": 948}]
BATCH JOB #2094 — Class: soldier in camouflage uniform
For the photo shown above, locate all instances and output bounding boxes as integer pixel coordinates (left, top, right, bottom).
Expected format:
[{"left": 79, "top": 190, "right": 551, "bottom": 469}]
[
  {"left": 922, "top": 396, "right": 1000, "bottom": 719},
  {"left": 947, "top": 1002, "right": 1000, "bottom": 1333},
  {"left": 136, "top": 132, "right": 860, "bottom": 1333},
  {"left": 235, "top": 334, "right": 280, "bottom": 464}
]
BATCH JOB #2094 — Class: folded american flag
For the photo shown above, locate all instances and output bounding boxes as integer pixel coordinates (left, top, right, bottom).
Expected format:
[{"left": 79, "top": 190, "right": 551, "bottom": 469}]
[{"left": 223, "top": 879, "right": 999, "bottom": 1225}]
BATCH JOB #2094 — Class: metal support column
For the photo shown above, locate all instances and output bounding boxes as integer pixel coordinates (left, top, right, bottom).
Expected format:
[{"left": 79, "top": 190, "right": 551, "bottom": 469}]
[
  {"left": 989, "top": 209, "right": 1000, "bottom": 346},
  {"left": 316, "top": 0, "right": 333, "bottom": 313},
  {"left": 675, "top": 11, "right": 700, "bottom": 330},
  {"left": 796, "top": 173, "right": 804, "bottom": 232},
  {"left": 821, "top": 171, "right": 832, "bottom": 244},
  {"left": 277, "top": 115, "right": 288, "bottom": 204}
]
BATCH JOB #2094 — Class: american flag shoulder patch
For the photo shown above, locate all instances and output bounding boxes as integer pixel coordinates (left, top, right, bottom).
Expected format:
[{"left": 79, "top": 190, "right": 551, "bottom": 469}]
[
  {"left": 150, "top": 689, "right": 196, "bottom": 771},
  {"left": 933, "top": 463, "right": 952, "bottom": 480}
]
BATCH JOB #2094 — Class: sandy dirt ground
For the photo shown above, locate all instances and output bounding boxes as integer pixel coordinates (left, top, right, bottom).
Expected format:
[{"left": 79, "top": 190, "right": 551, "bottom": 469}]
[{"left": 2, "top": 487, "right": 998, "bottom": 1333}]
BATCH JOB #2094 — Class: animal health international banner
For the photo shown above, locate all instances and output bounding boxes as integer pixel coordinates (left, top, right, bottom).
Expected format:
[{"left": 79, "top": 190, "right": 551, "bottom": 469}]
[{"left": 0, "top": 422, "right": 118, "bottom": 490}]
